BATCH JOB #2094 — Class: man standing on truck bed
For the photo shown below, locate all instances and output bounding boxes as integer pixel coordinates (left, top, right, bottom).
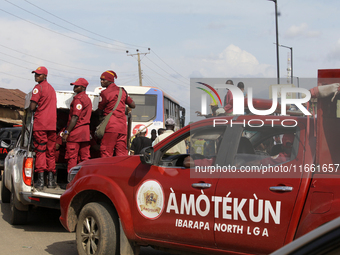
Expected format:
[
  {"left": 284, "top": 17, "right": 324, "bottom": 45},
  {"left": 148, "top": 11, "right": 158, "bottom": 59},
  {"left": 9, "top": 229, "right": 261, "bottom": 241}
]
[
  {"left": 224, "top": 79, "right": 234, "bottom": 115},
  {"left": 97, "top": 70, "right": 135, "bottom": 157},
  {"left": 30, "top": 66, "right": 57, "bottom": 191},
  {"left": 62, "top": 78, "right": 92, "bottom": 173}
]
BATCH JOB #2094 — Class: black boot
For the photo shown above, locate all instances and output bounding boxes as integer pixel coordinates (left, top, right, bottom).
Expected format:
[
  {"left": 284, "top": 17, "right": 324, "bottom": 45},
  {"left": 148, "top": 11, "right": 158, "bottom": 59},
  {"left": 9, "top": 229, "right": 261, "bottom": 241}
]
[
  {"left": 47, "top": 172, "right": 57, "bottom": 189},
  {"left": 34, "top": 172, "right": 44, "bottom": 191}
]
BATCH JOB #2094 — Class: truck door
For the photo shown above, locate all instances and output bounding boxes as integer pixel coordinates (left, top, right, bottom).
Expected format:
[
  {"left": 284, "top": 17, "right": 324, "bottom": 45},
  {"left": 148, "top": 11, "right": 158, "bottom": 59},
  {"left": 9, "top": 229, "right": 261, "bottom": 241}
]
[
  {"left": 316, "top": 69, "right": 340, "bottom": 168},
  {"left": 213, "top": 124, "right": 307, "bottom": 254},
  {"left": 133, "top": 126, "right": 226, "bottom": 249}
]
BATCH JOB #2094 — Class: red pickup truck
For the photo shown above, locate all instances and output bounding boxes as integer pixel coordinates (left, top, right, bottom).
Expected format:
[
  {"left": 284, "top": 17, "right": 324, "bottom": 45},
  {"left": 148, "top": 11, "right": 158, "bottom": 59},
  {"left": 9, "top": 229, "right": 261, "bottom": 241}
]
[{"left": 60, "top": 69, "right": 340, "bottom": 255}]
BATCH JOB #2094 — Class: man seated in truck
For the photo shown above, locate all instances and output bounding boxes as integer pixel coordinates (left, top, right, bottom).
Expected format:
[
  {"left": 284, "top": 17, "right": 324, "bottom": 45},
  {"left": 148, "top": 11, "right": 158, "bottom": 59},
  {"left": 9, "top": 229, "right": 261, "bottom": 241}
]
[
  {"left": 182, "top": 134, "right": 223, "bottom": 168},
  {"left": 260, "top": 133, "right": 294, "bottom": 166}
]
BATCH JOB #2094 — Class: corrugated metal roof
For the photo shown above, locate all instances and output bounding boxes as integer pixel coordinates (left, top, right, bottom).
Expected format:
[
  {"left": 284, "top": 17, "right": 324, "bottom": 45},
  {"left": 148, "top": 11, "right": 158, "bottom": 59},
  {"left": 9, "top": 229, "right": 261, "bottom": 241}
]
[
  {"left": 0, "top": 117, "right": 22, "bottom": 125},
  {"left": 0, "top": 88, "right": 26, "bottom": 108}
]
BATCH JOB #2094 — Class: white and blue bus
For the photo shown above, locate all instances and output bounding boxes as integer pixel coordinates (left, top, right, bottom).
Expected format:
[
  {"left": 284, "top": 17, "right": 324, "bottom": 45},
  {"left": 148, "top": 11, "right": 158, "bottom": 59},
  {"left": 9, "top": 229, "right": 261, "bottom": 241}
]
[{"left": 124, "top": 86, "right": 185, "bottom": 138}]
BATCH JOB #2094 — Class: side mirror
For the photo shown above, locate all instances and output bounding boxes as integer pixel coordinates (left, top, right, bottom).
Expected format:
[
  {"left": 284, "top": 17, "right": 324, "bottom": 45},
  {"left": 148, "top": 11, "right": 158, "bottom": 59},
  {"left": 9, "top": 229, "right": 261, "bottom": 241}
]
[{"left": 140, "top": 146, "right": 154, "bottom": 165}]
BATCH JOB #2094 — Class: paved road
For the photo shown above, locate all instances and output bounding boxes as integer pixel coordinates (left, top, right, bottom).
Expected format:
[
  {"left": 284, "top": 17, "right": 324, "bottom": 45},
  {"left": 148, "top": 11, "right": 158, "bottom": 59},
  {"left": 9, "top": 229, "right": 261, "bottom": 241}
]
[
  {"left": 0, "top": 202, "right": 77, "bottom": 255},
  {"left": 0, "top": 188, "right": 175, "bottom": 255}
]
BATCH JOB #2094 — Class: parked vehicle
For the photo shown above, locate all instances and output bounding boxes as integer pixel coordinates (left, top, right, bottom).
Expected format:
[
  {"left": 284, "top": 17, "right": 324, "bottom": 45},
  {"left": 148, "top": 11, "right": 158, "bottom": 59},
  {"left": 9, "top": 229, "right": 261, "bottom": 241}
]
[
  {"left": 59, "top": 69, "right": 340, "bottom": 254},
  {"left": 1, "top": 89, "right": 100, "bottom": 225},
  {"left": 0, "top": 126, "right": 21, "bottom": 171},
  {"left": 270, "top": 216, "right": 340, "bottom": 255}
]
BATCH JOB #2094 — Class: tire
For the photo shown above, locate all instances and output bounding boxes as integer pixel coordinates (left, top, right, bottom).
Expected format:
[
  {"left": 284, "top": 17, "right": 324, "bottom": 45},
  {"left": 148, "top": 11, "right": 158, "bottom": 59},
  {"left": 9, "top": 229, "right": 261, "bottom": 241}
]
[
  {"left": 76, "top": 202, "right": 119, "bottom": 255},
  {"left": 9, "top": 186, "right": 28, "bottom": 225},
  {"left": 1, "top": 171, "right": 10, "bottom": 203}
]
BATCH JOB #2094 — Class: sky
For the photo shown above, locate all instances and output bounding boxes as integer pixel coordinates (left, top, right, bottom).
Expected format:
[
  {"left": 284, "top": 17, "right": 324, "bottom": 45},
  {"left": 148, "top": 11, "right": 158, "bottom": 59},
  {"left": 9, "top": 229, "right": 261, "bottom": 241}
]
[{"left": 1, "top": 0, "right": 340, "bottom": 122}]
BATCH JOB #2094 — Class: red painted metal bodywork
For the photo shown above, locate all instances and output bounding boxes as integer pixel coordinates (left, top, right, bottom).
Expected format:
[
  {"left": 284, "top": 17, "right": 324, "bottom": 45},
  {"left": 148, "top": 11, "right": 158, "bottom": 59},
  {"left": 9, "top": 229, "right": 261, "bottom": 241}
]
[{"left": 60, "top": 69, "right": 340, "bottom": 254}]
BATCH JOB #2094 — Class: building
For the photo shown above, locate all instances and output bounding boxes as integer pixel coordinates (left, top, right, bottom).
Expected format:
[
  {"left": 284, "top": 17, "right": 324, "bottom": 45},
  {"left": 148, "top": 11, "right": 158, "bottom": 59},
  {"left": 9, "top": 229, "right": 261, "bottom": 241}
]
[{"left": 0, "top": 88, "right": 26, "bottom": 128}]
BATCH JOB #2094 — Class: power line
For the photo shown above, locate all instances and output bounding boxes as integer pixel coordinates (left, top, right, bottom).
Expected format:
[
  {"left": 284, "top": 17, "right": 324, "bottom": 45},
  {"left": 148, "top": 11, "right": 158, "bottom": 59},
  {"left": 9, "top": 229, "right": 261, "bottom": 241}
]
[
  {"left": 0, "top": 43, "right": 103, "bottom": 73},
  {"left": 151, "top": 49, "right": 189, "bottom": 81},
  {"left": 119, "top": 77, "right": 139, "bottom": 86},
  {"left": 4, "top": 0, "right": 137, "bottom": 51},
  {"left": 0, "top": 54, "right": 97, "bottom": 77},
  {"left": 0, "top": 57, "right": 32, "bottom": 71},
  {"left": 142, "top": 74, "right": 189, "bottom": 108},
  {"left": 145, "top": 55, "right": 187, "bottom": 86},
  {"left": 0, "top": 8, "right": 126, "bottom": 52},
  {"left": 117, "top": 74, "right": 138, "bottom": 81},
  {"left": 24, "top": 0, "right": 148, "bottom": 50},
  {"left": 142, "top": 61, "right": 188, "bottom": 87},
  {"left": 0, "top": 45, "right": 144, "bottom": 82},
  {"left": 143, "top": 74, "right": 159, "bottom": 87},
  {"left": 2, "top": 3, "right": 190, "bottom": 90},
  {"left": 0, "top": 58, "right": 136, "bottom": 86},
  {"left": 0, "top": 71, "right": 30, "bottom": 80}
]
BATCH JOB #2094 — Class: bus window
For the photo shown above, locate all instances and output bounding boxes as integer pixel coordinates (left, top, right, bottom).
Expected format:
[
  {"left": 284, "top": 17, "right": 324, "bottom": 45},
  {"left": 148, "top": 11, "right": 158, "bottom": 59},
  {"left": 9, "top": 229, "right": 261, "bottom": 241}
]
[{"left": 130, "top": 94, "right": 157, "bottom": 122}]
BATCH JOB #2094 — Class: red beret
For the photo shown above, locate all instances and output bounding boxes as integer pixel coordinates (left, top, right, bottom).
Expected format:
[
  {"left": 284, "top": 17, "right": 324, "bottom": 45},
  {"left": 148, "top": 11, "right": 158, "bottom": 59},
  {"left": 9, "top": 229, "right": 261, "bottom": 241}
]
[{"left": 100, "top": 70, "right": 117, "bottom": 82}]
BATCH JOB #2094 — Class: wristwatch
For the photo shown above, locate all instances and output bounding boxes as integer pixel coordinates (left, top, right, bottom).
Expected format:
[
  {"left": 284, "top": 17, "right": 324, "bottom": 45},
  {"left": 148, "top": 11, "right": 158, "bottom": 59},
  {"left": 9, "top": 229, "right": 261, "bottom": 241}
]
[{"left": 64, "top": 130, "right": 69, "bottom": 135}]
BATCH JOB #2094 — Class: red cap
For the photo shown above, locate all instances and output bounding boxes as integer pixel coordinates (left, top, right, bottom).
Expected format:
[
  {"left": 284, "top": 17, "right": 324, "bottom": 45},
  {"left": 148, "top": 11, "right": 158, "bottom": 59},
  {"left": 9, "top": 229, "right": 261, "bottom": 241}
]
[
  {"left": 100, "top": 70, "right": 117, "bottom": 82},
  {"left": 32, "top": 66, "right": 48, "bottom": 75},
  {"left": 70, "top": 78, "right": 89, "bottom": 88}
]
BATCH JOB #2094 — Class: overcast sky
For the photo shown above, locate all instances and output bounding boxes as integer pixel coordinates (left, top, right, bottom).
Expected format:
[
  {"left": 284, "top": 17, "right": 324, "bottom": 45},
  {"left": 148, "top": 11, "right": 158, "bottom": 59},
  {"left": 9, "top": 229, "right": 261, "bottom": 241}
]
[{"left": 1, "top": 0, "right": 340, "bottom": 120}]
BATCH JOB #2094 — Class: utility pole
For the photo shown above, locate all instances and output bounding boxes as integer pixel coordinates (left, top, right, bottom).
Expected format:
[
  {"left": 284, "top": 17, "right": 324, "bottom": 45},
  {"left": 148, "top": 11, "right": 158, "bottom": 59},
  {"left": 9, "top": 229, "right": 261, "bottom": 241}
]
[
  {"left": 268, "top": 0, "right": 280, "bottom": 84},
  {"left": 287, "top": 52, "right": 291, "bottom": 84},
  {"left": 126, "top": 48, "right": 150, "bottom": 86}
]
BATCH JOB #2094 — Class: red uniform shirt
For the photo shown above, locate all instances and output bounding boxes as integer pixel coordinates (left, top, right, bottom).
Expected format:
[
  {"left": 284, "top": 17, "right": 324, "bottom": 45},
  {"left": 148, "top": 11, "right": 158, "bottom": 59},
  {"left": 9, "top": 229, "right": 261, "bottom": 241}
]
[
  {"left": 30, "top": 80, "right": 57, "bottom": 131},
  {"left": 67, "top": 91, "right": 92, "bottom": 142},
  {"left": 98, "top": 84, "right": 133, "bottom": 134},
  {"left": 224, "top": 89, "right": 233, "bottom": 114}
]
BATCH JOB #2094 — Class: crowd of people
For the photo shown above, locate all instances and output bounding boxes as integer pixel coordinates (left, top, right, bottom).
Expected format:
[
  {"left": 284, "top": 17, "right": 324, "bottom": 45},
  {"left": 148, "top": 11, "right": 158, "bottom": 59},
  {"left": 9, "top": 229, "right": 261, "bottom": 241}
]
[
  {"left": 30, "top": 66, "right": 180, "bottom": 191},
  {"left": 30, "top": 66, "right": 136, "bottom": 190}
]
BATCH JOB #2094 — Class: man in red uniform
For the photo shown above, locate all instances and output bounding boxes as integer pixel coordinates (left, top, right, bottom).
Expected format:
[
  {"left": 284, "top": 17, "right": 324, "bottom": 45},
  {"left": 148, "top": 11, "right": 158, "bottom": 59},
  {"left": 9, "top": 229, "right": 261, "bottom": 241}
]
[
  {"left": 62, "top": 78, "right": 92, "bottom": 172},
  {"left": 30, "top": 66, "right": 57, "bottom": 190},
  {"left": 97, "top": 70, "right": 135, "bottom": 157},
  {"left": 224, "top": 79, "right": 234, "bottom": 115}
]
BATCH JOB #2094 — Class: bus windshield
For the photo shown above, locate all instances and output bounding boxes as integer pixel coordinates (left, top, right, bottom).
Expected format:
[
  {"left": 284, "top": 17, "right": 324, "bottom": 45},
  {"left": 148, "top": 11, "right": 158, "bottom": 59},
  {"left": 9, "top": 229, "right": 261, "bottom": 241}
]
[{"left": 130, "top": 94, "right": 157, "bottom": 122}]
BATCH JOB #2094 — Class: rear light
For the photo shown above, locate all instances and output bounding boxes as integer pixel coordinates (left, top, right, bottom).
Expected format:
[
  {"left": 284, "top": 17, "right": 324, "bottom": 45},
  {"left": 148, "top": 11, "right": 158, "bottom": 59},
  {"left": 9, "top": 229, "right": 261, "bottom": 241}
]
[
  {"left": 23, "top": 157, "right": 33, "bottom": 186},
  {"left": 28, "top": 197, "right": 40, "bottom": 202}
]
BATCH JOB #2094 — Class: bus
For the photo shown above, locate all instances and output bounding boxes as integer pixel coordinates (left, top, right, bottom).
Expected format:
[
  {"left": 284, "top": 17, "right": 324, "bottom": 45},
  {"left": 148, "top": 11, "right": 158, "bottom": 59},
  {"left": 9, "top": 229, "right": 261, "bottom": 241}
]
[{"left": 94, "top": 86, "right": 186, "bottom": 138}]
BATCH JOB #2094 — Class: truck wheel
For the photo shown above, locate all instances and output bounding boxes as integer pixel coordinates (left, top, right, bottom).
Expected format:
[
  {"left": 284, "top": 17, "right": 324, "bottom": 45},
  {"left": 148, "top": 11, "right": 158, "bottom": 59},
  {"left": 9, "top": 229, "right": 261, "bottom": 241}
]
[
  {"left": 1, "top": 171, "right": 10, "bottom": 203},
  {"left": 76, "top": 202, "right": 119, "bottom": 255},
  {"left": 10, "top": 187, "right": 28, "bottom": 225}
]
